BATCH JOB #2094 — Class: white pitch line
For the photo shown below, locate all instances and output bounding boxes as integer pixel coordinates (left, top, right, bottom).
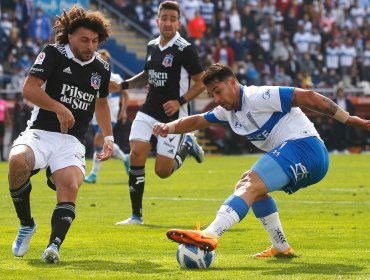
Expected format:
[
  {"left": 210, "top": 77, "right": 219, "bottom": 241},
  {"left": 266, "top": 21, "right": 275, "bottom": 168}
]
[
  {"left": 0, "top": 195, "right": 369, "bottom": 205},
  {"left": 145, "top": 197, "right": 370, "bottom": 205}
]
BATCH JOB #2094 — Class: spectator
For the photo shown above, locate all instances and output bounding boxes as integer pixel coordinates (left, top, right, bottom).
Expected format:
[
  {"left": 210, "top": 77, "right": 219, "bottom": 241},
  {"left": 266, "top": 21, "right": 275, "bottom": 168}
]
[
  {"left": 0, "top": 95, "right": 10, "bottom": 161},
  {"left": 11, "top": 96, "right": 32, "bottom": 142},
  {"left": 15, "top": 0, "right": 32, "bottom": 40},
  {"left": 309, "top": 26, "right": 322, "bottom": 62},
  {"left": 350, "top": 0, "right": 365, "bottom": 28},
  {"left": 293, "top": 22, "right": 311, "bottom": 56},
  {"left": 199, "top": 0, "right": 215, "bottom": 28},
  {"left": 213, "top": 38, "right": 235, "bottom": 68},
  {"left": 320, "top": 8, "right": 335, "bottom": 33},
  {"left": 28, "top": 7, "right": 53, "bottom": 42},
  {"left": 297, "top": 52, "right": 316, "bottom": 74},
  {"left": 274, "top": 64, "right": 293, "bottom": 86},
  {"left": 325, "top": 39, "right": 340, "bottom": 72},
  {"left": 332, "top": 87, "right": 355, "bottom": 153},
  {"left": 182, "top": 0, "right": 200, "bottom": 22},
  {"left": 229, "top": 7, "right": 241, "bottom": 36},
  {"left": 361, "top": 39, "right": 370, "bottom": 81},
  {"left": 229, "top": 31, "right": 247, "bottom": 64},
  {"left": 241, "top": 6, "right": 258, "bottom": 36},
  {"left": 214, "top": 10, "right": 230, "bottom": 39},
  {"left": 339, "top": 37, "right": 357, "bottom": 85},
  {"left": 0, "top": 12, "right": 13, "bottom": 37},
  {"left": 259, "top": 26, "right": 271, "bottom": 53},
  {"left": 187, "top": 10, "right": 206, "bottom": 40},
  {"left": 319, "top": 68, "right": 341, "bottom": 88}
]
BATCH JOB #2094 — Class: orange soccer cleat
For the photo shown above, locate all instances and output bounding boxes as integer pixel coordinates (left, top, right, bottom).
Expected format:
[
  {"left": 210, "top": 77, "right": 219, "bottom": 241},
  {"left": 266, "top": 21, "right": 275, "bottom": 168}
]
[
  {"left": 166, "top": 229, "right": 218, "bottom": 251},
  {"left": 254, "top": 246, "right": 297, "bottom": 258}
]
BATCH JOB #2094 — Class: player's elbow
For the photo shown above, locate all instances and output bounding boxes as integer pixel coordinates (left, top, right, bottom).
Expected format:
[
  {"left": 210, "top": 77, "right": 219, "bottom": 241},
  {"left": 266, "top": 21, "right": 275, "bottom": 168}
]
[{"left": 295, "top": 89, "right": 318, "bottom": 108}]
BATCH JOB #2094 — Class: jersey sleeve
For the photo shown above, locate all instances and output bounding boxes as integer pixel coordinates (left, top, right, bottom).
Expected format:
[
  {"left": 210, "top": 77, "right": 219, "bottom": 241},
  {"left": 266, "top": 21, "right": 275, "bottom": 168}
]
[
  {"left": 98, "top": 67, "right": 110, "bottom": 99},
  {"left": 203, "top": 106, "right": 228, "bottom": 123},
  {"left": 144, "top": 44, "right": 151, "bottom": 71},
  {"left": 249, "top": 86, "right": 294, "bottom": 113},
  {"left": 182, "top": 44, "right": 203, "bottom": 76},
  {"left": 28, "top": 45, "right": 56, "bottom": 81}
]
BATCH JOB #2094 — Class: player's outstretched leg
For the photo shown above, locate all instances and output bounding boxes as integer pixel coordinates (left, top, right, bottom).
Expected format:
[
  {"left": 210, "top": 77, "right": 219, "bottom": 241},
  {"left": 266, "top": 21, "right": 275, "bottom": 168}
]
[
  {"left": 252, "top": 196, "right": 296, "bottom": 258},
  {"left": 167, "top": 194, "right": 249, "bottom": 251},
  {"left": 84, "top": 148, "right": 102, "bottom": 184},
  {"left": 166, "top": 229, "right": 218, "bottom": 251},
  {"left": 184, "top": 133, "right": 204, "bottom": 163},
  {"left": 112, "top": 143, "right": 130, "bottom": 175}
]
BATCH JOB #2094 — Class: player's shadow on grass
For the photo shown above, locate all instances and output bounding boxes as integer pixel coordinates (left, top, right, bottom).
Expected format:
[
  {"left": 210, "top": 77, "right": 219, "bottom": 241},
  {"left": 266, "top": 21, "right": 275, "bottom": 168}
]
[
  {"left": 262, "top": 261, "right": 365, "bottom": 275},
  {"left": 210, "top": 261, "right": 365, "bottom": 275},
  {"left": 27, "top": 258, "right": 168, "bottom": 274}
]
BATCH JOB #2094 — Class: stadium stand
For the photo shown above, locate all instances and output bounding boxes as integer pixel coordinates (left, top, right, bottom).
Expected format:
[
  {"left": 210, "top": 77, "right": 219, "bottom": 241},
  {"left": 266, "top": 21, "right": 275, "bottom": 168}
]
[{"left": 1, "top": 0, "right": 370, "bottom": 158}]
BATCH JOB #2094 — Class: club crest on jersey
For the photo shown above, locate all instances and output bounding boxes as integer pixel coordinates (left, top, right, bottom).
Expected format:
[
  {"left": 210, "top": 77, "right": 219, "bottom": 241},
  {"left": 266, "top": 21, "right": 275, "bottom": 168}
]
[
  {"left": 162, "top": 54, "right": 173, "bottom": 67},
  {"left": 91, "top": 72, "right": 101, "bottom": 90}
]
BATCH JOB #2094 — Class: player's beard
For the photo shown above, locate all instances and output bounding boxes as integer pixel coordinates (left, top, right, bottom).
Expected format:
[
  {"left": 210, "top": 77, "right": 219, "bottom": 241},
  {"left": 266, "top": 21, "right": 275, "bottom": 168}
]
[
  {"left": 161, "top": 29, "right": 176, "bottom": 41},
  {"left": 74, "top": 48, "right": 93, "bottom": 61}
]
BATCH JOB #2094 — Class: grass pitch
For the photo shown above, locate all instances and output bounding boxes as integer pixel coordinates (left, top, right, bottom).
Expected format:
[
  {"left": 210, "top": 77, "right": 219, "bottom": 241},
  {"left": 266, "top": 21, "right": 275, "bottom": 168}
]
[{"left": 0, "top": 154, "right": 369, "bottom": 279}]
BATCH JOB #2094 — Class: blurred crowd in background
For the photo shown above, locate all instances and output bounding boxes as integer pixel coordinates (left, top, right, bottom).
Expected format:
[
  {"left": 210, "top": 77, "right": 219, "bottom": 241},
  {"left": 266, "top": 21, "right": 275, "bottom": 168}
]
[{"left": 1, "top": 0, "right": 370, "bottom": 160}]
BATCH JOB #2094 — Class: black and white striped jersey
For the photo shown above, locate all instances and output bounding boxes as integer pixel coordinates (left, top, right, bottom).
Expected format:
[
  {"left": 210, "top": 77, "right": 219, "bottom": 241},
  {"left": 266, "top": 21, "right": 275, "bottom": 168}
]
[
  {"left": 27, "top": 44, "right": 110, "bottom": 142},
  {"left": 140, "top": 32, "right": 203, "bottom": 122}
]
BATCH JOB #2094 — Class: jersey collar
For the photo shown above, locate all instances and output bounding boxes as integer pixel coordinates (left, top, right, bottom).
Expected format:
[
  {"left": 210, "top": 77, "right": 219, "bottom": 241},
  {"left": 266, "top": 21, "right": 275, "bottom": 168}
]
[
  {"left": 236, "top": 84, "right": 244, "bottom": 112},
  {"left": 65, "top": 44, "right": 96, "bottom": 66},
  {"left": 156, "top": 32, "right": 180, "bottom": 51}
]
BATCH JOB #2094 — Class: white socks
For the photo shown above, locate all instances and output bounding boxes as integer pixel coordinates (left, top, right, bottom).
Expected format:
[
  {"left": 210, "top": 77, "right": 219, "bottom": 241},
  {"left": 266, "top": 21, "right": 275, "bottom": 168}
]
[
  {"left": 257, "top": 212, "right": 290, "bottom": 252},
  {"left": 113, "top": 143, "right": 126, "bottom": 160},
  {"left": 91, "top": 151, "right": 102, "bottom": 175},
  {"left": 204, "top": 205, "right": 240, "bottom": 238}
]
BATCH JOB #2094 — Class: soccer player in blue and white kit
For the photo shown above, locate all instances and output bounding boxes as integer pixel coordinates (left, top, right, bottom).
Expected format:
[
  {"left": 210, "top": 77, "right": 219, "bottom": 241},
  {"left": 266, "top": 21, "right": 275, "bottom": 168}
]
[
  {"left": 84, "top": 49, "right": 130, "bottom": 183},
  {"left": 153, "top": 63, "right": 370, "bottom": 257}
]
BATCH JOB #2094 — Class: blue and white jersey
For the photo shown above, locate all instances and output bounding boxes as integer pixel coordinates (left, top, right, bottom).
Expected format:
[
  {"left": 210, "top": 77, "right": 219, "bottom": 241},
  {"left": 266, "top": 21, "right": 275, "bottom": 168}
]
[
  {"left": 204, "top": 85, "right": 320, "bottom": 152},
  {"left": 91, "top": 72, "right": 123, "bottom": 125}
]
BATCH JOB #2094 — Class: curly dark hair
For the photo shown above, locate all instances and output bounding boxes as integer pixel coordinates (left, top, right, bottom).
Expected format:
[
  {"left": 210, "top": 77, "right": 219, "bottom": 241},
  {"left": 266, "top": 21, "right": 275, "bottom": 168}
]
[{"left": 53, "top": 5, "right": 111, "bottom": 45}]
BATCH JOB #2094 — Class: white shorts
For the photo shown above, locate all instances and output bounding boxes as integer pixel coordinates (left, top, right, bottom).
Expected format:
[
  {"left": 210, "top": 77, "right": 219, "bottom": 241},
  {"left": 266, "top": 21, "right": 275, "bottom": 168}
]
[
  {"left": 12, "top": 129, "right": 86, "bottom": 175},
  {"left": 129, "top": 112, "right": 185, "bottom": 159}
]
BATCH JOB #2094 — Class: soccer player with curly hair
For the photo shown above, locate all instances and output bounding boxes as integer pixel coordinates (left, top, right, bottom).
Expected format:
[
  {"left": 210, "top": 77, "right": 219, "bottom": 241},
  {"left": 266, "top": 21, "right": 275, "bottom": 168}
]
[{"left": 8, "top": 5, "right": 113, "bottom": 264}]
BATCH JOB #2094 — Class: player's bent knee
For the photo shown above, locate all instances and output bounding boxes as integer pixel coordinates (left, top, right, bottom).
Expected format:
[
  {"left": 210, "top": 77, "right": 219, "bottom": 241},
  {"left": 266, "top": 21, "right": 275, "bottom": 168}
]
[
  {"left": 8, "top": 153, "right": 32, "bottom": 174},
  {"left": 155, "top": 166, "right": 172, "bottom": 179}
]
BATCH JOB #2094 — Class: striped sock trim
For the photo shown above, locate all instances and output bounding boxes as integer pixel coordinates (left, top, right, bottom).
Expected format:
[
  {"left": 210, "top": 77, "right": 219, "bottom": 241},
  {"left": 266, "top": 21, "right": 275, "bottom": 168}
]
[{"left": 10, "top": 181, "right": 31, "bottom": 197}]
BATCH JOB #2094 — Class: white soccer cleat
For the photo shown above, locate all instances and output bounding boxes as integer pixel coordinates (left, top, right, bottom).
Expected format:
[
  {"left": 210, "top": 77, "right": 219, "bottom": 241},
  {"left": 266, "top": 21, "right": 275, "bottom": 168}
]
[
  {"left": 115, "top": 215, "right": 143, "bottom": 225},
  {"left": 12, "top": 223, "right": 37, "bottom": 257},
  {"left": 42, "top": 243, "right": 60, "bottom": 264}
]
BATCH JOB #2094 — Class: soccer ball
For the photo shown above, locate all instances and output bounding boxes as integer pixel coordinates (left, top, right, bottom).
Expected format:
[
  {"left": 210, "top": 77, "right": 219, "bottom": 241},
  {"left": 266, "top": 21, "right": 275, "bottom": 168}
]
[{"left": 176, "top": 244, "right": 215, "bottom": 269}]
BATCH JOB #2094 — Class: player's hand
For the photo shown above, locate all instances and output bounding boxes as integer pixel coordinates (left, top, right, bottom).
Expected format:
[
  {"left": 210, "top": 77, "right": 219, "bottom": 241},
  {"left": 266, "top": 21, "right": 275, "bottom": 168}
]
[
  {"left": 153, "top": 122, "right": 170, "bottom": 137},
  {"left": 163, "top": 100, "right": 180, "bottom": 116},
  {"left": 56, "top": 106, "right": 75, "bottom": 133},
  {"left": 109, "top": 81, "right": 121, "bottom": 92},
  {"left": 96, "top": 140, "right": 114, "bottom": 161},
  {"left": 346, "top": 116, "right": 370, "bottom": 130},
  {"left": 118, "top": 110, "right": 127, "bottom": 122}
]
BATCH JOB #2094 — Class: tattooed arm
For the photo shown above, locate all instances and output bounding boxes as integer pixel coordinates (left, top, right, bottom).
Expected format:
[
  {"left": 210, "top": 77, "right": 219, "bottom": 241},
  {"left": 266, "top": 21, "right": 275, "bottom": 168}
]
[
  {"left": 117, "top": 70, "right": 149, "bottom": 91},
  {"left": 292, "top": 88, "right": 370, "bottom": 130}
]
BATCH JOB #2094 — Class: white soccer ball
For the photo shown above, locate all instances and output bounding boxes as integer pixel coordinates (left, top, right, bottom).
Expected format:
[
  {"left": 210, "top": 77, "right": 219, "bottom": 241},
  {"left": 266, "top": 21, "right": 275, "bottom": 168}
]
[{"left": 176, "top": 244, "right": 215, "bottom": 269}]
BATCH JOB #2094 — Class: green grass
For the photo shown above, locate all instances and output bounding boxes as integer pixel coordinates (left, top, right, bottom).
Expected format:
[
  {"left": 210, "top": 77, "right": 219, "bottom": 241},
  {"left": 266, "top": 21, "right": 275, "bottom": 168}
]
[{"left": 0, "top": 154, "right": 369, "bottom": 279}]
